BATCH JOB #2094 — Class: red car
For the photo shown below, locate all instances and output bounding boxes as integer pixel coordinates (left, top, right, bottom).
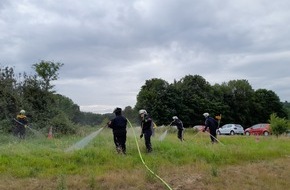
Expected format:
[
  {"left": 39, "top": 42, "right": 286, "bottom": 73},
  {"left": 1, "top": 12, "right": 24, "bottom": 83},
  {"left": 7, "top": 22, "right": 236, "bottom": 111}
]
[{"left": 244, "top": 123, "right": 271, "bottom": 136}]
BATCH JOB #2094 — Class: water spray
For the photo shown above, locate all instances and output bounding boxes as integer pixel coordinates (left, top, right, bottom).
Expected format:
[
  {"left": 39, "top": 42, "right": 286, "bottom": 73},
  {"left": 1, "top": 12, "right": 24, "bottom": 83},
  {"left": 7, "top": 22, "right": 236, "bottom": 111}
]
[{"left": 65, "top": 127, "right": 104, "bottom": 152}]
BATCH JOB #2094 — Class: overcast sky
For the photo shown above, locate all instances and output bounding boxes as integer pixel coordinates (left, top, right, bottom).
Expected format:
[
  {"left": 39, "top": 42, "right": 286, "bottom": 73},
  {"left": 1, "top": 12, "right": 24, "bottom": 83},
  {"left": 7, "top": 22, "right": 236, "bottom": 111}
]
[{"left": 1, "top": 0, "right": 290, "bottom": 113}]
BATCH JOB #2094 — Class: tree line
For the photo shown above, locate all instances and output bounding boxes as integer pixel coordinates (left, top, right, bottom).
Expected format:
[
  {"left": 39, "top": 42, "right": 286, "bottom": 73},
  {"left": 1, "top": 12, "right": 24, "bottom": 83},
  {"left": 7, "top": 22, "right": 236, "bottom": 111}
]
[
  {"left": 134, "top": 75, "right": 288, "bottom": 128},
  {"left": 0, "top": 61, "right": 111, "bottom": 135},
  {"left": 1, "top": 62, "right": 289, "bottom": 135}
]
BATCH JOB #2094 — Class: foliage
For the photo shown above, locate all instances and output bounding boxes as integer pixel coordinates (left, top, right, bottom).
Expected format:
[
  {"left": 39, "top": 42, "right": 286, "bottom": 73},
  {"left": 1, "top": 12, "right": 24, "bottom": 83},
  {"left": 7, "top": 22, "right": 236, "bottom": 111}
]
[
  {"left": 0, "top": 67, "right": 19, "bottom": 120},
  {"left": 269, "top": 113, "right": 289, "bottom": 137},
  {"left": 135, "top": 78, "right": 172, "bottom": 125},
  {"left": 1, "top": 63, "right": 289, "bottom": 134},
  {"left": 282, "top": 101, "right": 290, "bottom": 119},
  {"left": 123, "top": 106, "right": 139, "bottom": 125},
  {"left": 135, "top": 74, "right": 288, "bottom": 127},
  {"left": 51, "top": 112, "right": 76, "bottom": 135},
  {"left": 32, "top": 60, "right": 64, "bottom": 92}
]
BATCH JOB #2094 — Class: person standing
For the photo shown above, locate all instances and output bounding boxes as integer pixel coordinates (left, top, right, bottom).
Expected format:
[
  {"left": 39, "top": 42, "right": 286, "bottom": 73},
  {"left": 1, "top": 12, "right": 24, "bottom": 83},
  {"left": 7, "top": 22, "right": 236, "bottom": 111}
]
[
  {"left": 14, "top": 110, "right": 28, "bottom": 139},
  {"left": 108, "top": 107, "right": 127, "bottom": 154},
  {"left": 202, "top": 112, "right": 218, "bottom": 144},
  {"left": 139, "top": 109, "right": 153, "bottom": 153},
  {"left": 171, "top": 116, "right": 184, "bottom": 141}
]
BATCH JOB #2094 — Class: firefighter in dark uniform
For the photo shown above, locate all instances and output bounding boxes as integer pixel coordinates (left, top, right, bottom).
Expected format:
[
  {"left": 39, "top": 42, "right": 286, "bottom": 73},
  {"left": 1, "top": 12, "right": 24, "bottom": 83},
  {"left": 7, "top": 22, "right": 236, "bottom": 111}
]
[
  {"left": 139, "top": 109, "right": 153, "bottom": 153},
  {"left": 203, "top": 112, "right": 218, "bottom": 144},
  {"left": 14, "top": 110, "right": 28, "bottom": 139},
  {"left": 108, "top": 107, "right": 127, "bottom": 154},
  {"left": 171, "top": 116, "right": 184, "bottom": 141}
]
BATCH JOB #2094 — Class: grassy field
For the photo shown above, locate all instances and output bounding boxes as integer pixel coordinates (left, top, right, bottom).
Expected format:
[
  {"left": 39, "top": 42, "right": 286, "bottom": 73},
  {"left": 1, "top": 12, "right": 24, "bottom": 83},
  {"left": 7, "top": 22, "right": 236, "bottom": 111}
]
[{"left": 0, "top": 126, "right": 290, "bottom": 190}]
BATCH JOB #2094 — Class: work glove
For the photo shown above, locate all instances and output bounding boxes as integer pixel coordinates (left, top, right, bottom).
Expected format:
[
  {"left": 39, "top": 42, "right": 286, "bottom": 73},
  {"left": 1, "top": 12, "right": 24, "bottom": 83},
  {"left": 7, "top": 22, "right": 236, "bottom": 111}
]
[{"left": 140, "top": 134, "right": 143, "bottom": 139}]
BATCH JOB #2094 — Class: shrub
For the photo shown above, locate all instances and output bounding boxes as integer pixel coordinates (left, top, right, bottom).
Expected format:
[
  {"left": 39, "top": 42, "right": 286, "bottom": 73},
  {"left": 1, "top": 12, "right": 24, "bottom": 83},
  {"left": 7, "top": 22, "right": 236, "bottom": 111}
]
[
  {"left": 269, "top": 113, "right": 288, "bottom": 137},
  {"left": 51, "top": 112, "right": 76, "bottom": 135},
  {"left": 0, "top": 119, "right": 14, "bottom": 133}
]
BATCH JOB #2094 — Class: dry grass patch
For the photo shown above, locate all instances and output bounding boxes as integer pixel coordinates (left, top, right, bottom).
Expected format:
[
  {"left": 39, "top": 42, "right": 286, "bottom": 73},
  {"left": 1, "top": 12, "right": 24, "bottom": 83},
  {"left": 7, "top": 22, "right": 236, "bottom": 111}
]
[{"left": 0, "top": 157, "right": 289, "bottom": 190}]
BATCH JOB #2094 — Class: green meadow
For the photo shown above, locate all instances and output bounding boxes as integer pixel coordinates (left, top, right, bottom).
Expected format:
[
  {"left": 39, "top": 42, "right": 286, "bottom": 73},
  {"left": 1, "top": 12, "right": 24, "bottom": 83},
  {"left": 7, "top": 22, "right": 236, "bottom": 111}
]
[{"left": 0, "top": 126, "right": 290, "bottom": 190}]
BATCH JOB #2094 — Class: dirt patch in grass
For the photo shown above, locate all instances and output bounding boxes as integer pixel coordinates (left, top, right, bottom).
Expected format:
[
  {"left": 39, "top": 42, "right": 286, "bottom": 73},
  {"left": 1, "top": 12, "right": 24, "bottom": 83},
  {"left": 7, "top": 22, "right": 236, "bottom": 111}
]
[{"left": 1, "top": 157, "right": 289, "bottom": 190}]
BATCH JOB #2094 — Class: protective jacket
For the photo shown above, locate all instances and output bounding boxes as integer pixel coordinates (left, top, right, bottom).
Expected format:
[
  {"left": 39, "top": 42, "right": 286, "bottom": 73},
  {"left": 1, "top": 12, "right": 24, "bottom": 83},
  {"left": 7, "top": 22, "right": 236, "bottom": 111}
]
[
  {"left": 172, "top": 119, "right": 183, "bottom": 130},
  {"left": 108, "top": 115, "right": 127, "bottom": 134},
  {"left": 204, "top": 117, "right": 218, "bottom": 132},
  {"left": 16, "top": 114, "right": 28, "bottom": 126},
  {"left": 141, "top": 114, "right": 153, "bottom": 133}
]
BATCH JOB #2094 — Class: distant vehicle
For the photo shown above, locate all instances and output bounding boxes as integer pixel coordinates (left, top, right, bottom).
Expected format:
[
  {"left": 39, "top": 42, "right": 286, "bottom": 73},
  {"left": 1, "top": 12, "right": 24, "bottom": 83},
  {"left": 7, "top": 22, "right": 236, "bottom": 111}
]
[
  {"left": 193, "top": 125, "right": 209, "bottom": 132},
  {"left": 244, "top": 123, "right": 271, "bottom": 136},
  {"left": 217, "top": 124, "right": 244, "bottom": 135}
]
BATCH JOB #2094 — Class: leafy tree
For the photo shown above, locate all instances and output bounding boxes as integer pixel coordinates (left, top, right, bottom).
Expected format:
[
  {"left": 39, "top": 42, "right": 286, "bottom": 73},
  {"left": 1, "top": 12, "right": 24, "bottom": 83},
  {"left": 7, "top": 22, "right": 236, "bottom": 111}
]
[
  {"left": 173, "top": 75, "right": 215, "bottom": 127},
  {"left": 282, "top": 101, "right": 290, "bottom": 119},
  {"left": 53, "top": 94, "right": 81, "bottom": 122},
  {"left": 32, "top": 60, "right": 64, "bottom": 92},
  {"left": 0, "top": 67, "right": 19, "bottom": 120},
  {"left": 269, "top": 113, "right": 289, "bottom": 137},
  {"left": 75, "top": 112, "right": 107, "bottom": 126},
  {"left": 135, "top": 78, "right": 171, "bottom": 125},
  {"left": 252, "top": 89, "right": 288, "bottom": 124},
  {"left": 218, "top": 80, "right": 254, "bottom": 127},
  {"left": 123, "top": 106, "right": 139, "bottom": 125}
]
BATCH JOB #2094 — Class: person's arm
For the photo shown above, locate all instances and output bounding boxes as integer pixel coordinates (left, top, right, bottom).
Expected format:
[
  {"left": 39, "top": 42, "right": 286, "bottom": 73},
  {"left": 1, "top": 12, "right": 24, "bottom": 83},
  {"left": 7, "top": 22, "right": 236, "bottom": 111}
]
[
  {"left": 140, "top": 120, "right": 144, "bottom": 138},
  {"left": 107, "top": 120, "right": 113, "bottom": 128}
]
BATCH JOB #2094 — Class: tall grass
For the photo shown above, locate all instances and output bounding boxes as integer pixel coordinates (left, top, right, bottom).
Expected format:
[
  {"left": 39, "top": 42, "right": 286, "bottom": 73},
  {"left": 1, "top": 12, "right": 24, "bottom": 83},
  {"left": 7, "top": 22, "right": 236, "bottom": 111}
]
[{"left": 0, "top": 126, "right": 290, "bottom": 189}]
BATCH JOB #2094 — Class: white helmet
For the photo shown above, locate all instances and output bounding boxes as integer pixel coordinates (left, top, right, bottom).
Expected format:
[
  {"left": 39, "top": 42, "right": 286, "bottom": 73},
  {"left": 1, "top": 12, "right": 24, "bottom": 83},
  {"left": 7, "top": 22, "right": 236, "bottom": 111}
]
[
  {"left": 172, "top": 116, "right": 178, "bottom": 120},
  {"left": 20, "top": 110, "right": 26, "bottom": 114},
  {"left": 203, "top": 113, "right": 209, "bottom": 117},
  {"left": 139, "top": 109, "right": 147, "bottom": 115}
]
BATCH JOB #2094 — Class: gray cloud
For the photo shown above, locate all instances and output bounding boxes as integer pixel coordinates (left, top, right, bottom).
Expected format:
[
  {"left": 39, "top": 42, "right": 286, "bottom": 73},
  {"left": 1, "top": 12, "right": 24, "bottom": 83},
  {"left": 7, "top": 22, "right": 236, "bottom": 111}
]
[{"left": 1, "top": 0, "right": 290, "bottom": 113}]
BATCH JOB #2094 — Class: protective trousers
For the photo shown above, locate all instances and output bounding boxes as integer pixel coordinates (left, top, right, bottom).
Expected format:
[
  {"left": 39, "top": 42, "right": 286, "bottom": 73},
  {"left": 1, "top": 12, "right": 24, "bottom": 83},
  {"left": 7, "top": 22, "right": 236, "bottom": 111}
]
[
  {"left": 113, "top": 131, "right": 127, "bottom": 154},
  {"left": 144, "top": 130, "right": 152, "bottom": 152},
  {"left": 210, "top": 129, "right": 218, "bottom": 144},
  {"left": 177, "top": 128, "right": 184, "bottom": 141},
  {"left": 14, "top": 125, "right": 26, "bottom": 139}
]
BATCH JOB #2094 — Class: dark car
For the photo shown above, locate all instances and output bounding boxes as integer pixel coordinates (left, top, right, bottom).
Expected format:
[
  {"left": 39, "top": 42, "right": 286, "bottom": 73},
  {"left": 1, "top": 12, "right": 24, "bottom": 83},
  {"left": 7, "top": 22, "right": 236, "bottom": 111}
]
[{"left": 244, "top": 123, "right": 271, "bottom": 136}]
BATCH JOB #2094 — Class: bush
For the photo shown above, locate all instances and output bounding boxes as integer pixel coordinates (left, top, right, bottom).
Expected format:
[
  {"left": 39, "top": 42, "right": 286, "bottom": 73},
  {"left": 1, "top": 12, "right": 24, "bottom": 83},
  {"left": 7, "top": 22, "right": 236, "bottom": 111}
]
[
  {"left": 0, "top": 119, "right": 14, "bottom": 134},
  {"left": 269, "top": 113, "right": 289, "bottom": 137},
  {"left": 51, "top": 112, "right": 76, "bottom": 135}
]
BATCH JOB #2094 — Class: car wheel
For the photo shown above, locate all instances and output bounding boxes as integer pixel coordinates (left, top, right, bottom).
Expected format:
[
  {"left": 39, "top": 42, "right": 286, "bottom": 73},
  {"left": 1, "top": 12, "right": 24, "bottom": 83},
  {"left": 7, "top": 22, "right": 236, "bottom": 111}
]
[
  {"left": 245, "top": 131, "right": 250, "bottom": 136},
  {"left": 263, "top": 131, "right": 269, "bottom": 136},
  {"left": 230, "top": 131, "right": 235, "bottom": 135},
  {"left": 217, "top": 131, "right": 221, "bottom": 135}
]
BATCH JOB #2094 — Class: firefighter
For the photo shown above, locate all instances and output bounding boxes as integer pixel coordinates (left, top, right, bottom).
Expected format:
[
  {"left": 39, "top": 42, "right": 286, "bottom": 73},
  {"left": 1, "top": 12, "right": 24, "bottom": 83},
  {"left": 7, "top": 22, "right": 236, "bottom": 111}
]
[
  {"left": 202, "top": 112, "right": 218, "bottom": 144},
  {"left": 14, "top": 110, "right": 28, "bottom": 139},
  {"left": 171, "top": 116, "right": 184, "bottom": 141},
  {"left": 108, "top": 107, "right": 127, "bottom": 154},
  {"left": 139, "top": 109, "right": 153, "bottom": 153}
]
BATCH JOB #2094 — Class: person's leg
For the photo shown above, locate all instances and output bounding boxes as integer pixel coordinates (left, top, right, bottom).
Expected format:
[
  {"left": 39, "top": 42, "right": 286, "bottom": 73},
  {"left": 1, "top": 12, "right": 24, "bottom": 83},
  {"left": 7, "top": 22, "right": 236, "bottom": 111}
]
[
  {"left": 178, "top": 129, "right": 182, "bottom": 141},
  {"left": 13, "top": 126, "right": 19, "bottom": 137},
  {"left": 19, "top": 126, "right": 25, "bottom": 139},
  {"left": 212, "top": 130, "right": 218, "bottom": 143},
  {"left": 181, "top": 129, "right": 184, "bottom": 141},
  {"left": 119, "top": 132, "right": 127, "bottom": 154},
  {"left": 113, "top": 134, "right": 121, "bottom": 153},
  {"left": 144, "top": 131, "right": 152, "bottom": 152}
]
